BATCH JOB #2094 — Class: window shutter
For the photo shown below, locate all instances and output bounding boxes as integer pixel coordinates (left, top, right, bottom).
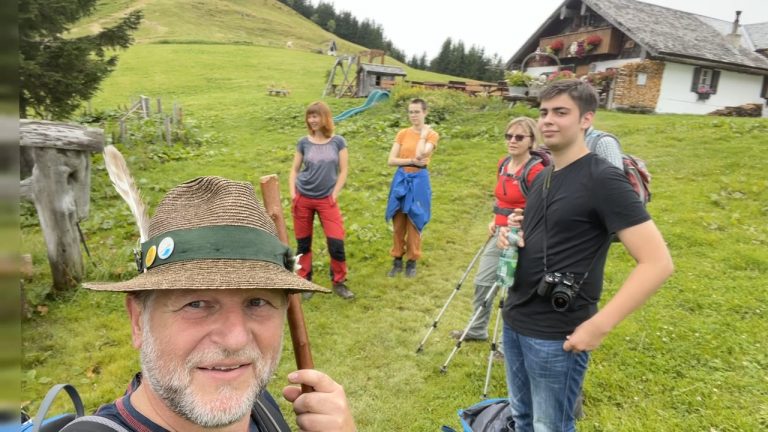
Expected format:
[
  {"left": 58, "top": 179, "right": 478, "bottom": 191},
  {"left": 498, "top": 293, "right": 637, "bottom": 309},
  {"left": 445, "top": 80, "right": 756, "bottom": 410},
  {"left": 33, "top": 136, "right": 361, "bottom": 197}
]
[
  {"left": 762, "top": 75, "right": 768, "bottom": 99},
  {"left": 691, "top": 67, "right": 702, "bottom": 92},
  {"left": 710, "top": 70, "right": 721, "bottom": 94}
]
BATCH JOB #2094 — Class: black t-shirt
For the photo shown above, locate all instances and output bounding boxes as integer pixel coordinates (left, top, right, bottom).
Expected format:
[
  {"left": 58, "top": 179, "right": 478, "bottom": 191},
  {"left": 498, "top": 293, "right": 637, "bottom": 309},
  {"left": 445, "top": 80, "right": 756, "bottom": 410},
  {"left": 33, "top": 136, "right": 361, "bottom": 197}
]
[{"left": 502, "top": 153, "right": 650, "bottom": 340}]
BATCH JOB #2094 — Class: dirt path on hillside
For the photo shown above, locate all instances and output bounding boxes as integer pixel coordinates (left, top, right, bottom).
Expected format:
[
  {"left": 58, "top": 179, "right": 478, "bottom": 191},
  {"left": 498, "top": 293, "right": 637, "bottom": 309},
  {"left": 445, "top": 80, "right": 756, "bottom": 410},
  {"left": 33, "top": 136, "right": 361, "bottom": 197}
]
[{"left": 69, "top": 0, "right": 152, "bottom": 35}]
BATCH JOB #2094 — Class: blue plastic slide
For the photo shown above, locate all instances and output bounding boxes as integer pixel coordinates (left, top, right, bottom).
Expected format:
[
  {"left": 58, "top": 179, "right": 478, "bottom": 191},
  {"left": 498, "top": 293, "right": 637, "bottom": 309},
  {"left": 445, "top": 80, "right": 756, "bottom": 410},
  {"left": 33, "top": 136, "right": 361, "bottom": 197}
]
[{"left": 333, "top": 89, "right": 390, "bottom": 122}]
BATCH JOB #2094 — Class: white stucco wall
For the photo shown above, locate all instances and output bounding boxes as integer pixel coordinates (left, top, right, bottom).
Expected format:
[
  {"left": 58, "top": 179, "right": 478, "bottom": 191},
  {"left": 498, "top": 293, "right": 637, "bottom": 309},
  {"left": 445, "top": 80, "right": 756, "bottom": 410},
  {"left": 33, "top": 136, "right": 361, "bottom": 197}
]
[{"left": 656, "top": 62, "right": 766, "bottom": 116}]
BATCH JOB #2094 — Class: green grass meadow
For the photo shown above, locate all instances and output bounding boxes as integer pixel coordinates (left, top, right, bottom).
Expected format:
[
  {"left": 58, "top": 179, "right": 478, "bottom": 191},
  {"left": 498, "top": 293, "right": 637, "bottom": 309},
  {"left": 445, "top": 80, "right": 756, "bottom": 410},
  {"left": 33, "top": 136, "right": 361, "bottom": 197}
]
[{"left": 21, "top": 2, "right": 768, "bottom": 430}]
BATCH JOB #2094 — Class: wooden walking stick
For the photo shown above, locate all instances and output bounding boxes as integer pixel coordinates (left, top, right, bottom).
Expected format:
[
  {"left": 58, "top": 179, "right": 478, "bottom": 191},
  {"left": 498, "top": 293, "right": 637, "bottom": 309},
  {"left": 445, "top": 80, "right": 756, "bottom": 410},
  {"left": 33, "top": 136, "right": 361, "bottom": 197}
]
[{"left": 259, "top": 174, "right": 314, "bottom": 393}]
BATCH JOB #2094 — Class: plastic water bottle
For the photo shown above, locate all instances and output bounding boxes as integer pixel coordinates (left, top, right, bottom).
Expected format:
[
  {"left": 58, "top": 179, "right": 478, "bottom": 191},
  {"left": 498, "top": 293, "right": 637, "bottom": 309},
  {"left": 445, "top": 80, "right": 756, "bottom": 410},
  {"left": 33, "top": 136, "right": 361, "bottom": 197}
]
[{"left": 496, "top": 228, "right": 520, "bottom": 289}]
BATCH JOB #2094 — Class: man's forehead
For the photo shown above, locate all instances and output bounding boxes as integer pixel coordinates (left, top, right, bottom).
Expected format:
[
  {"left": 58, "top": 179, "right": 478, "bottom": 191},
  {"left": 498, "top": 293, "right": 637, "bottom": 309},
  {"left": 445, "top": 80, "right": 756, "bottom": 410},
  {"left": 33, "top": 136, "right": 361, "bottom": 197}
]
[
  {"left": 152, "top": 288, "right": 288, "bottom": 303},
  {"left": 540, "top": 94, "right": 577, "bottom": 110}
]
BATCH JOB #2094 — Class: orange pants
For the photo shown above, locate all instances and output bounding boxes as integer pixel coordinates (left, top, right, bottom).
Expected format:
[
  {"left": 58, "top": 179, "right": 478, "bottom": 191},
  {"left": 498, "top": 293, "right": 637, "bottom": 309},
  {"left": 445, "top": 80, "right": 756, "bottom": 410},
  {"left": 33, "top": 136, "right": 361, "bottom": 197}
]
[{"left": 390, "top": 212, "right": 422, "bottom": 261}]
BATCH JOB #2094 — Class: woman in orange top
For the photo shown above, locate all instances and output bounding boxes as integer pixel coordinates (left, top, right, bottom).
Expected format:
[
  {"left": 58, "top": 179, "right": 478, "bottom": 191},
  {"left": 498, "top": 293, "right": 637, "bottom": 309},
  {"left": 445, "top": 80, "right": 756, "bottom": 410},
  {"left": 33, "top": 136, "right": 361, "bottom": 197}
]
[{"left": 385, "top": 98, "right": 439, "bottom": 278}]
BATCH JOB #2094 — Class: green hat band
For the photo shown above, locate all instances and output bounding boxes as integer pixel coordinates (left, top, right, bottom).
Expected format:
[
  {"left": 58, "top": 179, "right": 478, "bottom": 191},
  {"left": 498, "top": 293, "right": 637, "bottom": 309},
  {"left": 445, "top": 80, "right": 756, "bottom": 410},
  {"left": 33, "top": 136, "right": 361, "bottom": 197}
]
[{"left": 138, "top": 225, "right": 293, "bottom": 273}]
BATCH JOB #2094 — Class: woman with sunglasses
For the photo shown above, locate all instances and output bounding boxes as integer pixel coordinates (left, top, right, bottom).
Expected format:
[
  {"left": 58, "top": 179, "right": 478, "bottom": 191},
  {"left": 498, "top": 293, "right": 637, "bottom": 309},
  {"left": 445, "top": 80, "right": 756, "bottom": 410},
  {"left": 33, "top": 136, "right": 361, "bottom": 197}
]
[{"left": 450, "top": 117, "right": 545, "bottom": 351}]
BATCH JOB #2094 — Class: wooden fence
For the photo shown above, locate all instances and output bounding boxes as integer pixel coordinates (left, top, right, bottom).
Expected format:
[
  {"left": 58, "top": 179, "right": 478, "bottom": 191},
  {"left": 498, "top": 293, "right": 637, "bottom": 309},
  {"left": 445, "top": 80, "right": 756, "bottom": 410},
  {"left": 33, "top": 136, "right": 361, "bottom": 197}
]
[{"left": 118, "top": 95, "right": 183, "bottom": 145}]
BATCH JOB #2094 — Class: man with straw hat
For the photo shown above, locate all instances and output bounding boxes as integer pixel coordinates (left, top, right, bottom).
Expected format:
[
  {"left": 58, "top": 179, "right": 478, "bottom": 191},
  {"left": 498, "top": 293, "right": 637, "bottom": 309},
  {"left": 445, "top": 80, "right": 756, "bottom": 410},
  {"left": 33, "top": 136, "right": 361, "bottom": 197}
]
[{"left": 78, "top": 175, "right": 355, "bottom": 432}]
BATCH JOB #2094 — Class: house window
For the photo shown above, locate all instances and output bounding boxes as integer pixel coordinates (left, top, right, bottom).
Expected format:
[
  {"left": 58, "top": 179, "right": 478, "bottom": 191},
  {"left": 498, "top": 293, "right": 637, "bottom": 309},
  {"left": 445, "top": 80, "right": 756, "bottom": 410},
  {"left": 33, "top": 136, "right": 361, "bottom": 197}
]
[
  {"left": 636, "top": 72, "right": 647, "bottom": 86},
  {"left": 761, "top": 75, "right": 768, "bottom": 99},
  {"left": 583, "top": 13, "right": 596, "bottom": 27},
  {"left": 691, "top": 67, "right": 720, "bottom": 99}
]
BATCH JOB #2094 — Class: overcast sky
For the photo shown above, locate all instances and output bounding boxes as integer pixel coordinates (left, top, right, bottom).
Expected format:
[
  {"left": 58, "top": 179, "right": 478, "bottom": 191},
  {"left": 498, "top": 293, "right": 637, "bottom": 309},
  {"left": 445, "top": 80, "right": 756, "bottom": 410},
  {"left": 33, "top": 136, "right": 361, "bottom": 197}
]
[{"left": 322, "top": 0, "right": 768, "bottom": 60}]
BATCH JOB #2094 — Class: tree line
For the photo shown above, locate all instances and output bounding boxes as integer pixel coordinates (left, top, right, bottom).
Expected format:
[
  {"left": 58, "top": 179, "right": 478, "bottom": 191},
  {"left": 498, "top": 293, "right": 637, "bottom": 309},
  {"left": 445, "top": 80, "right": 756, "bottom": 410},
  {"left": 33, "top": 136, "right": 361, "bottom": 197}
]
[
  {"left": 278, "top": 0, "right": 406, "bottom": 62},
  {"left": 416, "top": 38, "right": 504, "bottom": 83},
  {"left": 278, "top": 0, "right": 504, "bottom": 82}
]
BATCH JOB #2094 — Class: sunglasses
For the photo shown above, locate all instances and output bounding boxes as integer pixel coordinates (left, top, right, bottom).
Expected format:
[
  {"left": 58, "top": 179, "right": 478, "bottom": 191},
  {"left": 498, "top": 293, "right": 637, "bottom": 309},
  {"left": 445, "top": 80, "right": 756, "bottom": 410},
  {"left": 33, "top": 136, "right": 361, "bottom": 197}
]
[{"left": 504, "top": 133, "right": 531, "bottom": 142}]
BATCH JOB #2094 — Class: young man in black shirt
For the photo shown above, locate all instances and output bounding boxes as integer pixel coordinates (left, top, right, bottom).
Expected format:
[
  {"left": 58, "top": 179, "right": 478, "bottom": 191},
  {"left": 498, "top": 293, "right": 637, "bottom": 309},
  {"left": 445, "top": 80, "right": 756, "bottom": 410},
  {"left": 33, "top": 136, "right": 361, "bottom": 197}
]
[{"left": 497, "top": 79, "right": 673, "bottom": 432}]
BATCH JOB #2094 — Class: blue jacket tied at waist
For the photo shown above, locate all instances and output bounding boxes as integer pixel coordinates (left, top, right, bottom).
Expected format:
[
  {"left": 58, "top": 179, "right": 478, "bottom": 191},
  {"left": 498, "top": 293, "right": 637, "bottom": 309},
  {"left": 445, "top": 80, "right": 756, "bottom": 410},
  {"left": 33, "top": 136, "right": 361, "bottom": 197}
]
[{"left": 386, "top": 167, "right": 432, "bottom": 232}]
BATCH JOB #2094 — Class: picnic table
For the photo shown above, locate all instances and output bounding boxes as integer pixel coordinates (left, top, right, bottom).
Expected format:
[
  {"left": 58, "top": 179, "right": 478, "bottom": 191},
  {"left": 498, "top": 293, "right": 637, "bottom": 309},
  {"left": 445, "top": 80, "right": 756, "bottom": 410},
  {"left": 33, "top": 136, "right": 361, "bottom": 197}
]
[{"left": 267, "top": 88, "right": 290, "bottom": 96}]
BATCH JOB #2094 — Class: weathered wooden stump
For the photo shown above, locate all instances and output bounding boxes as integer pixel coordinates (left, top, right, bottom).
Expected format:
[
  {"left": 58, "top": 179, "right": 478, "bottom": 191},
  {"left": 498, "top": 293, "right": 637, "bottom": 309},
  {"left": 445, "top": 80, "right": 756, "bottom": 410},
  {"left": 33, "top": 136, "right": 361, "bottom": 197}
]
[{"left": 20, "top": 120, "right": 104, "bottom": 291}]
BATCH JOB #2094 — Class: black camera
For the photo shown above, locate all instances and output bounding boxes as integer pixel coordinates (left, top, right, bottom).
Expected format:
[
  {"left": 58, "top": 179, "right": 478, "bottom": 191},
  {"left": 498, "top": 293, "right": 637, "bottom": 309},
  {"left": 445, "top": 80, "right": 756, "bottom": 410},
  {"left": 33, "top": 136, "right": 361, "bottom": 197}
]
[{"left": 536, "top": 272, "right": 578, "bottom": 312}]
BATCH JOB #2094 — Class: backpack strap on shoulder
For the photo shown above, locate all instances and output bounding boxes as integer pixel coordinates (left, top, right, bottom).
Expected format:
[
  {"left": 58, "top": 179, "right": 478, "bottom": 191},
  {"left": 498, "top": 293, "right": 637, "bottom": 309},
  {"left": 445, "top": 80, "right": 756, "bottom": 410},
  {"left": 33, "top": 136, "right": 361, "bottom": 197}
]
[
  {"left": 252, "top": 391, "right": 291, "bottom": 432},
  {"left": 585, "top": 130, "right": 621, "bottom": 153},
  {"left": 497, "top": 154, "right": 543, "bottom": 198},
  {"left": 517, "top": 155, "right": 542, "bottom": 198},
  {"left": 59, "top": 416, "right": 130, "bottom": 432},
  {"left": 32, "top": 384, "right": 84, "bottom": 432},
  {"left": 497, "top": 156, "right": 511, "bottom": 177}
]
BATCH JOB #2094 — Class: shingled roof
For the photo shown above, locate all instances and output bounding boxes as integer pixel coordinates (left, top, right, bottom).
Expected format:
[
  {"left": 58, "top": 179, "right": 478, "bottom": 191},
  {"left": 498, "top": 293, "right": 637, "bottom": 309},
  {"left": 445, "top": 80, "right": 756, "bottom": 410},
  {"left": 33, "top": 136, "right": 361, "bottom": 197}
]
[
  {"left": 358, "top": 64, "right": 407, "bottom": 76},
  {"left": 509, "top": 0, "right": 768, "bottom": 74},
  {"left": 744, "top": 22, "right": 768, "bottom": 51},
  {"left": 586, "top": 0, "right": 768, "bottom": 72}
]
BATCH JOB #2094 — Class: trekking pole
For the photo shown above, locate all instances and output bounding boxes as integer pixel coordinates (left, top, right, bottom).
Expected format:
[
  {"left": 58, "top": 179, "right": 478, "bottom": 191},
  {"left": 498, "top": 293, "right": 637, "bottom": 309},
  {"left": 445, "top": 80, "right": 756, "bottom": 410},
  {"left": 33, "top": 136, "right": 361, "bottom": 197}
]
[
  {"left": 416, "top": 236, "right": 492, "bottom": 353},
  {"left": 440, "top": 282, "right": 500, "bottom": 374},
  {"left": 260, "top": 174, "right": 314, "bottom": 394},
  {"left": 480, "top": 227, "right": 520, "bottom": 393},
  {"left": 482, "top": 288, "right": 507, "bottom": 398}
]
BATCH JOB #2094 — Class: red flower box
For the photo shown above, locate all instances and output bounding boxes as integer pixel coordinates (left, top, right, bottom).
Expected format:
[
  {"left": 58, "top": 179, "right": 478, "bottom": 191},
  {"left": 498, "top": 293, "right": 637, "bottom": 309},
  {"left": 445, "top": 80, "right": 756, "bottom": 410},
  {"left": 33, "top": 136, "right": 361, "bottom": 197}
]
[
  {"left": 585, "top": 35, "right": 603, "bottom": 47},
  {"left": 549, "top": 39, "right": 564, "bottom": 51}
]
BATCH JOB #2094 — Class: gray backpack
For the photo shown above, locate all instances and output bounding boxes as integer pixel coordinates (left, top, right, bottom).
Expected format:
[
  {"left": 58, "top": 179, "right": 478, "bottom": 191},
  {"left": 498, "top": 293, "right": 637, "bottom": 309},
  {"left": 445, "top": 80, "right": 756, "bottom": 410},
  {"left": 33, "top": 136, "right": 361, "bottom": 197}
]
[
  {"left": 585, "top": 130, "right": 651, "bottom": 205},
  {"left": 21, "top": 384, "right": 128, "bottom": 432},
  {"left": 442, "top": 398, "right": 514, "bottom": 432}
]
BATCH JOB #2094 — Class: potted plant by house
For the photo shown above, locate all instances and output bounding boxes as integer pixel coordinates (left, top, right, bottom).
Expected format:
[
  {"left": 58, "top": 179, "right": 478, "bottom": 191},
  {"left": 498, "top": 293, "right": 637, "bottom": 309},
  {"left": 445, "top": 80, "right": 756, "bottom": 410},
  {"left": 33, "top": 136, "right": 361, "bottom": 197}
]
[
  {"left": 696, "top": 84, "right": 714, "bottom": 100},
  {"left": 546, "top": 70, "right": 576, "bottom": 82},
  {"left": 505, "top": 70, "right": 533, "bottom": 96},
  {"left": 545, "top": 39, "right": 564, "bottom": 56}
]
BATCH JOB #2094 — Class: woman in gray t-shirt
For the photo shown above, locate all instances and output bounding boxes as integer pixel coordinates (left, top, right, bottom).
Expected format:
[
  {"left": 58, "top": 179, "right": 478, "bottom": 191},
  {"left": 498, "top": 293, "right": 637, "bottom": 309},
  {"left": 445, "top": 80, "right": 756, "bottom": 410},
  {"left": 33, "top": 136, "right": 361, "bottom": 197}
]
[{"left": 289, "top": 101, "right": 353, "bottom": 299}]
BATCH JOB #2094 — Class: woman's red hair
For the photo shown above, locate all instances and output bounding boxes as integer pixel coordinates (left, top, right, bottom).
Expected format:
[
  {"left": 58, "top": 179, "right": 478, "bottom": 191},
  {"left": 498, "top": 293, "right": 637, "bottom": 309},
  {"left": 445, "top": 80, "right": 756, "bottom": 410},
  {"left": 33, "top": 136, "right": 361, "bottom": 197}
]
[{"left": 305, "top": 101, "right": 335, "bottom": 138}]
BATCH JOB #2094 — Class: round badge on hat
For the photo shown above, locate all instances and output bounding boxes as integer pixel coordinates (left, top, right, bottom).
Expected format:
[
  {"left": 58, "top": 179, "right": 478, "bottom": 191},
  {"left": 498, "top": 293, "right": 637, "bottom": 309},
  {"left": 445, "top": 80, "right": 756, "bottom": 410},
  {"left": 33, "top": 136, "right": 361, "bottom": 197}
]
[
  {"left": 145, "top": 245, "right": 157, "bottom": 269},
  {"left": 158, "top": 237, "right": 175, "bottom": 260}
]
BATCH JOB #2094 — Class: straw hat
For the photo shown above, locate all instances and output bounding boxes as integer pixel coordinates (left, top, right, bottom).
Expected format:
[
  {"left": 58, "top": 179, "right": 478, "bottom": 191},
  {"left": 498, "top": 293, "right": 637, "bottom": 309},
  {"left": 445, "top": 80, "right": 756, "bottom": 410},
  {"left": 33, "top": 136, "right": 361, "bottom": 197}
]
[{"left": 84, "top": 176, "right": 329, "bottom": 293}]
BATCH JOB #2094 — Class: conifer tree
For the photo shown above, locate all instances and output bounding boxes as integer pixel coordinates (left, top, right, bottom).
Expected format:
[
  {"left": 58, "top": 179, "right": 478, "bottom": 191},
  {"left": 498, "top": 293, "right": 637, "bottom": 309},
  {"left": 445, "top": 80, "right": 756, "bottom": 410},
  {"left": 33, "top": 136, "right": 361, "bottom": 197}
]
[{"left": 19, "top": 0, "right": 142, "bottom": 119}]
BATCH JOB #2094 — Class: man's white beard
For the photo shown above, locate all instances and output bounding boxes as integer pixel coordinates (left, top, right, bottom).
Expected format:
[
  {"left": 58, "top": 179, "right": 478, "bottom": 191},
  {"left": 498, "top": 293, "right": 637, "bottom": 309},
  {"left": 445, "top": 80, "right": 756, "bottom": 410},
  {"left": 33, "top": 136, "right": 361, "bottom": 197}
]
[{"left": 139, "top": 319, "right": 281, "bottom": 428}]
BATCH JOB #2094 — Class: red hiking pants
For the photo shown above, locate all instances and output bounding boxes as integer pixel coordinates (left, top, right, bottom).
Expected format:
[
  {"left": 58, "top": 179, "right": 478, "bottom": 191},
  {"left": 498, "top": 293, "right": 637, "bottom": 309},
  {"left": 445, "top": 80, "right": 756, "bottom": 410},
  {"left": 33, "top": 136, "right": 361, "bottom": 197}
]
[{"left": 291, "top": 193, "right": 347, "bottom": 283}]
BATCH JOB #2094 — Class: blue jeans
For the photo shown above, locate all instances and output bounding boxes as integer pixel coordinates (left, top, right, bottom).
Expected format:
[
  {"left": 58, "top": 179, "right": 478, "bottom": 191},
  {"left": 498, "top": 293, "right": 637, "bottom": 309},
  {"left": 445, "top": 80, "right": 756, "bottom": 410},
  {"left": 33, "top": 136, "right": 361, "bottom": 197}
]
[{"left": 502, "top": 323, "right": 589, "bottom": 432}]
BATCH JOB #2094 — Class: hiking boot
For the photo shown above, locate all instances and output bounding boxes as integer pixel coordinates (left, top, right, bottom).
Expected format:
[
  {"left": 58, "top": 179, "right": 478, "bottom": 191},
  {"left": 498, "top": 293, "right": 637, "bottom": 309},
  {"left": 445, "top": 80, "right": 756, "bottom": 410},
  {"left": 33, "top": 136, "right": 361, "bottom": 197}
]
[
  {"left": 405, "top": 260, "right": 417, "bottom": 277},
  {"left": 449, "top": 329, "right": 487, "bottom": 341},
  {"left": 387, "top": 258, "right": 403, "bottom": 277},
  {"left": 332, "top": 282, "right": 355, "bottom": 300}
]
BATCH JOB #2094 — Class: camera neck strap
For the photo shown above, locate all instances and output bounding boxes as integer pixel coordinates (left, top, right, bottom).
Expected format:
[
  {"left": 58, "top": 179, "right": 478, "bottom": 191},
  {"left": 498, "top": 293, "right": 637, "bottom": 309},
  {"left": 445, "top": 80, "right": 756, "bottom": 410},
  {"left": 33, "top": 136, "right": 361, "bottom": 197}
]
[{"left": 541, "top": 165, "right": 610, "bottom": 291}]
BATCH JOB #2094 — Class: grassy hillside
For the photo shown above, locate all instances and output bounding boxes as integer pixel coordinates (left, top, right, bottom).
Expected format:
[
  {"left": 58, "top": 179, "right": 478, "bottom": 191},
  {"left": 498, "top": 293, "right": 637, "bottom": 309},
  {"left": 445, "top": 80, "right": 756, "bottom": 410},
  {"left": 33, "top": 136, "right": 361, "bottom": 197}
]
[
  {"left": 67, "top": 0, "right": 458, "bottom": 80},
  {"left": 69, "top": 0, "right": 361, "bottom": 52},
  {"left": 20, "top": 1, "right": 768, "bottom": 431}
]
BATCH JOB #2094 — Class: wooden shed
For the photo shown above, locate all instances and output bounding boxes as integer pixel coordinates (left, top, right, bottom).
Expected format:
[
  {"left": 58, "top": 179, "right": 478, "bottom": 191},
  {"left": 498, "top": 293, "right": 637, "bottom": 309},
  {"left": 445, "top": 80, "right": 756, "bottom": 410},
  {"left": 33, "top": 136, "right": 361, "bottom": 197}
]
[{"left": 355, "top": 63, "right": 406, "bottom": 97}]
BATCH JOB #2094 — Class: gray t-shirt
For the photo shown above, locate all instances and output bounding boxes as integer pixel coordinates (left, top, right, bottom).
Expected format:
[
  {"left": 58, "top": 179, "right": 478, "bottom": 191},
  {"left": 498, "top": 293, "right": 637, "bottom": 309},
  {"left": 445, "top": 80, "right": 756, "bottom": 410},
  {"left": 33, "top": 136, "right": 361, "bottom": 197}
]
[{"left": 296, "top": 135, "right": 347, "bottom": 198}]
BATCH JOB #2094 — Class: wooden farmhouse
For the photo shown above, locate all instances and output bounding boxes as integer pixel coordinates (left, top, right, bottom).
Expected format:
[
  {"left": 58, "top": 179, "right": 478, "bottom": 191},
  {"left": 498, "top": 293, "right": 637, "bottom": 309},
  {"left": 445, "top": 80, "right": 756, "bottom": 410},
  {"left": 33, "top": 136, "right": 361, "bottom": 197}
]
[
  {"left": 355, "top": 64, "right": 406, "bottom": 97},
  {"left": 507, "top": 0, "right": 768, "bottom": 116}
]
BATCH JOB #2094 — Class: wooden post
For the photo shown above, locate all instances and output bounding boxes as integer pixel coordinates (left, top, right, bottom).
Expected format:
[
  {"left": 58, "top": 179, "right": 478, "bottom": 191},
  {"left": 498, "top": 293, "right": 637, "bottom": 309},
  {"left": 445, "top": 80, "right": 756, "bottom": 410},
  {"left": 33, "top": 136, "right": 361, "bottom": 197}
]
[
  {"left": 259, "top": 175, "right": 315, "bottom": 394},
  {"left": 140, "top": 95, "right": 151, "bottom": 118},
  {"left": 175, "top": 105, "right": 183, "bottom": 125},
  {"left": 156, "top": 97, "right": 163, "bottom": 114},
  {"left": 164, "top": 116, "right": 172, "bottom": 146},
  {"left": 119, "top": 119, "right": 127, "bottom": 143},
  {"left": 20, "top": 120, "right": 104, "bottom": 292}
]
